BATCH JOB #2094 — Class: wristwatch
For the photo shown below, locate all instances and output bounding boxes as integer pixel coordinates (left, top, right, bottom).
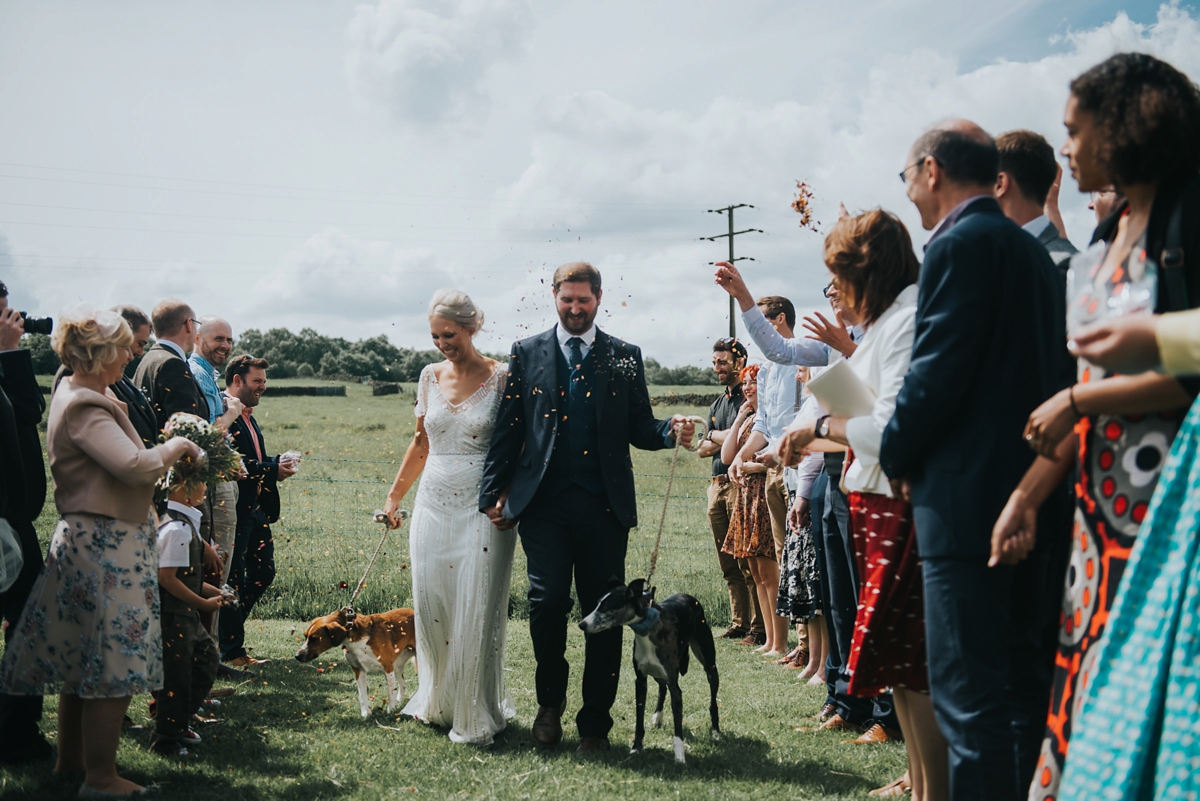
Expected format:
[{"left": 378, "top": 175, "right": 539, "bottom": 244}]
[{"left": 813, "top": 415, "right": 831, "bottom": 439}]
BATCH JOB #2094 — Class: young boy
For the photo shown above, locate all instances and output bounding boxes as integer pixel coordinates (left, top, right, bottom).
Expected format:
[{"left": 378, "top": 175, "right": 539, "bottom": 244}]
[{"left": 151, "top": 479, "right": 225, "bottom": 757}]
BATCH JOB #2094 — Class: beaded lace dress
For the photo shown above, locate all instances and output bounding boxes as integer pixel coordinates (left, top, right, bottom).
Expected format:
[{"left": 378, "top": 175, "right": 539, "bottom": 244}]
[{"left": 402, "top": 363, "right": 516, "bottom": 745}]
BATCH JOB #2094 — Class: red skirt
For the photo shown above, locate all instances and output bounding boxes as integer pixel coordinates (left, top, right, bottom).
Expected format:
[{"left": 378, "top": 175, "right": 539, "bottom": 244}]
[{"left": 845, "top": 490, "right": 928, "bottom": 695}]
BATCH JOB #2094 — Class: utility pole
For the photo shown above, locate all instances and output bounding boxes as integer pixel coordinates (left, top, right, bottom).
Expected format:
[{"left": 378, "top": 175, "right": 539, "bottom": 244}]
[{"left": 702, "top": 205, "right": 762, "bottom": 337}]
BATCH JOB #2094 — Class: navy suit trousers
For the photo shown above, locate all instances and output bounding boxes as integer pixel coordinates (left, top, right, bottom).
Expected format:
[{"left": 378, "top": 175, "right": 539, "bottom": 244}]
[{"left": 519, "top": 485, "right": 629, "bottom": 739}]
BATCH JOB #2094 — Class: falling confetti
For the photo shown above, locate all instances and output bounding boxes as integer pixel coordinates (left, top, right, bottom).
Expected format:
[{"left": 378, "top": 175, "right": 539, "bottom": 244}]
[{"left": 791, "top": 180, "right": 822, "bottom": 233}]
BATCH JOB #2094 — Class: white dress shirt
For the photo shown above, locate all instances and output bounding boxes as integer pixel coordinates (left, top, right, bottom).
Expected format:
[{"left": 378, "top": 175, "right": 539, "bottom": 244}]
[
  {"left": 1021, "top": 214, "right": 1051, "bottom": 238},
  {"left": 158, "top": 339, "right": 187, "bottom": 360},
  {"left": 740, "top": 305, "right": 834, "bottom": 367},
  {"left": 556, "top": 323, "right": 596, "bottom": 362},
  {"left": 841, "top": 284, "right": 919, "bottom": 497}
]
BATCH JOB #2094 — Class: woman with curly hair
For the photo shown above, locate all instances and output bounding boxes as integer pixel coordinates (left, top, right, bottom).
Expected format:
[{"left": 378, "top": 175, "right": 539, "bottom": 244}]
[
  {"left": 986, "top": 52, "right": 1200, "bottom": 801},
  {"left": 0, "top": 306, "right": 200, "bottom": 798}
]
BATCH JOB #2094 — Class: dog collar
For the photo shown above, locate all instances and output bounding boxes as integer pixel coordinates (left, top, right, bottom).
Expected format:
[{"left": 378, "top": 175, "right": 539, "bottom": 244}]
[{"left": 629, "top": 607, "right": 660, "bottom": 636}]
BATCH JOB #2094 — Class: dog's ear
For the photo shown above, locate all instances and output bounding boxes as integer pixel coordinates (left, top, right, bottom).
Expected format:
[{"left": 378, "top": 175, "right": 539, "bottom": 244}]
[
  {"left": 627, "top": 578, "right": 646, "bottom": 599},
  {"left": 606, "top": 575, "right": 624, "bottom": 590}
]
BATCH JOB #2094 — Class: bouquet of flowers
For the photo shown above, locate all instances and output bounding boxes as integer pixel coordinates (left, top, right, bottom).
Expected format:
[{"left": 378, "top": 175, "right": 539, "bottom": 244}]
[{"left": 155, "top": 412, "right": 247, "bottom": 504}]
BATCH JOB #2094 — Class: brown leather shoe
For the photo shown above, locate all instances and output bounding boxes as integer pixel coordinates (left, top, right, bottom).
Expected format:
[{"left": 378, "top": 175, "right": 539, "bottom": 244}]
[
  {"left": 738, "top": 631, "right": 767, "bottom": 646},
  {"left": 847, "top": 723, "right": 904, "bottom": 744},
  {"left": 532, "top": 702, "right": 565, "bottom": 748},
  {"left": 576, "top": 736, "right": 610, "bottom": 754},
  {"left": 226, "top": 655, "right": 271, "bottom": 668},
  {"left": 796, "top": 713, "right": 859, "bottom": 733},
  {"left": 720, "top": 626, "right": 749, "bottom": 640},
  {"left": 868, "top": 772, "right": 912, "bottom": 796},
  {"left": 817, "top": 703, "right": 837, "bottom": 722}
]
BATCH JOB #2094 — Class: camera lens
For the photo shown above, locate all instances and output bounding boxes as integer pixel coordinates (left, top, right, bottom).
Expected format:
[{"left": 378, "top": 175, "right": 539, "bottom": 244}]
[{"left": 18, "top": 313, "right": 53, "bottom": 336}]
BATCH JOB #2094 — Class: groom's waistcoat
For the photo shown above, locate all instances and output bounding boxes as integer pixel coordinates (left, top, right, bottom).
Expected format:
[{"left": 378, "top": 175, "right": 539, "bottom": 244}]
[{"left": 544, "top": 344, "right": 603, "bottom": 496}]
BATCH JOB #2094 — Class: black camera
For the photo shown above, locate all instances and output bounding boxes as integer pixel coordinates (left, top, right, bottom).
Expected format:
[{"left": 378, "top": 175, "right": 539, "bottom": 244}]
[{"left": 19, "top": 312, "right": 52, "bottom": 336}]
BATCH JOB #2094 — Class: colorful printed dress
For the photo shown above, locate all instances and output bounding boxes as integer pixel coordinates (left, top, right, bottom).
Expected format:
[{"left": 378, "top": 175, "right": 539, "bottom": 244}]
[
  {"left": 1030, "top": 236, "right": 1185, "bottom": 800},
  {"left": 722, "top": 413, "right": 775, "bottom": 560}
]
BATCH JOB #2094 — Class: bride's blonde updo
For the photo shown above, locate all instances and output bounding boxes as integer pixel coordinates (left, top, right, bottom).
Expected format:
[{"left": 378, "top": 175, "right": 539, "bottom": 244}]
[
  {"left": 51, "top": 304, "right": 133, "bottom": 376},
  {"left": 428, "top": 289, "right": 484, "bottom": 335}
]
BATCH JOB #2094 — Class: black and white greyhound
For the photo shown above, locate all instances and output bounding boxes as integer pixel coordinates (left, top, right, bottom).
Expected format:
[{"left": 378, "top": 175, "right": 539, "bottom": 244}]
[{"left": 579, "top": 578, "right": 720, "bottom": 764}]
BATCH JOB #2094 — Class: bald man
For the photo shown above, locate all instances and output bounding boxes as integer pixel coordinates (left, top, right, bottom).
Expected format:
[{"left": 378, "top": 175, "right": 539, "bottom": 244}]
[
  {"left": 880, "top": 121, "right": 1073, "bottom": 799},
  {"left": 190, "top": 315, "right": 243, "bottom": 648}
]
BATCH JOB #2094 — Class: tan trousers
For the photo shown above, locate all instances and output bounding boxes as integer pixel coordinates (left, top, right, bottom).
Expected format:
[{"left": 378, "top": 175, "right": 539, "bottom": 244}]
[
  {"left": 707, "top": 480, "right": 763, "bottom": 633},
  {"left": 199, "top": 480, "right": 239, "bottom": 632}
]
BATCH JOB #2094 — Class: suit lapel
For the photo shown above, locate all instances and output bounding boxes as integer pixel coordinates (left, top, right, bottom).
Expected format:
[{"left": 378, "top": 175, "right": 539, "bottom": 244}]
[
  {"left": 592, "top": 329, "right": 609, "bottom": 425},
  {"left": 532, "top": 329, "right": 559, "bottom": 422}
]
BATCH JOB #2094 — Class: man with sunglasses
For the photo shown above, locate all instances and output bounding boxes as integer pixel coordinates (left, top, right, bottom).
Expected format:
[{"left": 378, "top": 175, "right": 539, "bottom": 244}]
[{"left": 134, "top": 299, "right": 210, "bottom": 430}]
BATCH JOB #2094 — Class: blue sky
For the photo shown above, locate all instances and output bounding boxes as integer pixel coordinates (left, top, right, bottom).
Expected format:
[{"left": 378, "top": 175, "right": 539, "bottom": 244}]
[{"left": 1, "top": 0, "right": 1192, "bottom": 365}]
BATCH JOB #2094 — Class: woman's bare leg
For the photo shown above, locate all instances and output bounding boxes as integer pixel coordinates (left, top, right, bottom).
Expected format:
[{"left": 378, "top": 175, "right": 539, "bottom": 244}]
[
  {"left": 893, "top": 689, "right": 923, "bottom": 799},
  {"left": 80, "top": 696, "right": 141, "bottom": 794},
  {"left": 56, "top": 693, "right": 85, "bottom": 774},
  {"left": 755, "top": 557, "right": 787, "bottom": 655},
  {"left": 904, "top": 689, "right": 948, "bottom": 801}
]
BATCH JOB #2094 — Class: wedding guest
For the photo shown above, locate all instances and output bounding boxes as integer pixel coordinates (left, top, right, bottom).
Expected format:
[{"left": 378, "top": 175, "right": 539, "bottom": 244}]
[
  {"left": 134, "top": 298, "right": 208, "bottom": 430},
  {"left": 219, "top": 355, "right": 295, "bottom": 670},
  {"left": 880, "top": 120, "right": 1071, "bottom": 800},
  {"left": 780, "top": 209, "right": 946, "bottom": 801},
  {"left": 696, "top": 337, "right": 765, "bottom": 643},
  {"left": 720, "top": 365, "right": 781, "bottom": 653},
  {"left": 1068, "top": 309, "right": 1200, "bottom": 377},
  {"left": 1088, "top": 186, "right": 1124, "bottom": 224},
  {"left": 0, "top": 306, "right": 199, "bottom": 797},
  {"left": 189, "top": 316, "right": 243, "bottom": 639},
  {"left": 986, "top": 53, "right": 1200, "bottom": 801},
  {"left": 995, "top": 130, "right": 1079, "bottom": 269},
  {"left": 717, "top": 264, "right": 898, "bottom": 741},
  {"left": 0, "top": 282, "right": 53, "bottom": 766}
]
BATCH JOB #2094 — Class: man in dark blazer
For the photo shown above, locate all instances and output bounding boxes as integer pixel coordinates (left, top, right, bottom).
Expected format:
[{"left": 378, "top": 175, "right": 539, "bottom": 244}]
[
  {"left": 219, "top": 355, "right": 295, "bottom": 669},
  {"left": 880, "top": 122, "right": 1072, "bottom": 800},
  {"left": 133, "top": 298, "right": 208, "bottom": 430},
  {"left": 0, "top": 285, "right": 53, "bottom": 765},
  {"left": 479, "top": 262, "right": 693, "bottom": 753}
]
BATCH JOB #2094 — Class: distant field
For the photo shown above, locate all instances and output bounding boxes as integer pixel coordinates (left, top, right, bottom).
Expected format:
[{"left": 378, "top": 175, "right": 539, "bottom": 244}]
[{"left": 32, "top": 377, "right": 726, "bottom": 624}]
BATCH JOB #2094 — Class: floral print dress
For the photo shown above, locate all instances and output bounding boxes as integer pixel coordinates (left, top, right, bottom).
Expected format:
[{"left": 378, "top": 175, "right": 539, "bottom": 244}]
[{"left": 0, "top": 513, "right": 163, "bottom": 698}]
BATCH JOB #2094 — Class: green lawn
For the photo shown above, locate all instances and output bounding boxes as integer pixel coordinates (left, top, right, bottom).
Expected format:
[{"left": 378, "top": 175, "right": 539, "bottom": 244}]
[{"left": 4, "top": 379, "right": 904, "bottom": 799}]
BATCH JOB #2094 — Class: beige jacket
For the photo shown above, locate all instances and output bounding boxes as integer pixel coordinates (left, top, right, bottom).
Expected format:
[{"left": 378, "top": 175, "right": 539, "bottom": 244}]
[{"left": 48, "top": 378, "right": 169, "bottom": 522}]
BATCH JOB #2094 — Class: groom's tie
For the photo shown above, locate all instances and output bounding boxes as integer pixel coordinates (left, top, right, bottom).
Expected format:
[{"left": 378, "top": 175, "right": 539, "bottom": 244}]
[{"left": 566, "top": 336, "right": 586, "bottom": 449}]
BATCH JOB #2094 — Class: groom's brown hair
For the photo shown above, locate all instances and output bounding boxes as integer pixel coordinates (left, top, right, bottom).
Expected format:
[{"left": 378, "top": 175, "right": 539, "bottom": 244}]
[{"left": 552, "top": 261, "right": 602, "bottom": 296}]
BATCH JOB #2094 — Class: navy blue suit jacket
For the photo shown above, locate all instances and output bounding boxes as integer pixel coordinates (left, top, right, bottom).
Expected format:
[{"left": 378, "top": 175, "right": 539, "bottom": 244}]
[
  {"left": 880, "top": 198, "right": 1070, "bottom": 558},
  {"left": 478, "top": 327, "right": 672, "bottom": 528},
  {"left": 229, "top": 413, "right": 280, "bottom": 525}
]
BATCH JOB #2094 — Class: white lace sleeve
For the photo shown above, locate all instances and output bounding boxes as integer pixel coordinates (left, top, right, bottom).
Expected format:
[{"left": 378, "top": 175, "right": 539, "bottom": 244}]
[{"left": 415, "top": 365, "right": 432, "bottom": 419}]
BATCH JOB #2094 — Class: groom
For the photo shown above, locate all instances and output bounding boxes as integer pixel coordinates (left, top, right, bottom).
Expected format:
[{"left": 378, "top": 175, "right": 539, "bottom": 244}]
[{"left": 480, "top": 262, "right": 694, "bottom": 753}]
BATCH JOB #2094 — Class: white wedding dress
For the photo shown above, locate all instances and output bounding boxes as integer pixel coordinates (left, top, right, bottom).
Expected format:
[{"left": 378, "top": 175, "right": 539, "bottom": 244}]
[{"left": 402, "top": 363, "right": 516, "bottom": 745}]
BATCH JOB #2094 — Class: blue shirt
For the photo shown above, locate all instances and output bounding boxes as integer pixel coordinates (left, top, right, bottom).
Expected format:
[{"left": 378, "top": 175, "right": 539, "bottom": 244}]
[{"left": 188, "top": 353, "right": 224, "bottom": 424}]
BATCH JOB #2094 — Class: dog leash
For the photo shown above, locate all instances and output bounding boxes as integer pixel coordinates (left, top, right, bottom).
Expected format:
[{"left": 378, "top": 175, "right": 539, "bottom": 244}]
[
  {"left": 645, "top": 415, "right": 708, "bottom": 586},
  {"left": 343, "top": 509, "right": 409, "bottom": 621}
]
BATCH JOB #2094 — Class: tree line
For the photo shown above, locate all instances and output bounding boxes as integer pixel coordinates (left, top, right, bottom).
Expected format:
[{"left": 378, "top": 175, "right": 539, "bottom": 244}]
[{"left": 21, "top": 328, "right": 718, "bottom": 385}]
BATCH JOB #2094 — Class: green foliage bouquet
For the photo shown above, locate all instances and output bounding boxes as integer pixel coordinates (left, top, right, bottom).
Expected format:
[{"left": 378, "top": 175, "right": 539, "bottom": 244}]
[{"left": 155, "top": 412, "right": 247, "bottom": 503}]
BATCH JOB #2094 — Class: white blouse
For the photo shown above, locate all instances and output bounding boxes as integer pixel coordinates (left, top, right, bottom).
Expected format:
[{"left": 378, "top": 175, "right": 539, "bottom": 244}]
[{"left": 841, "top": 284, "right": 918, "bottom": 497}]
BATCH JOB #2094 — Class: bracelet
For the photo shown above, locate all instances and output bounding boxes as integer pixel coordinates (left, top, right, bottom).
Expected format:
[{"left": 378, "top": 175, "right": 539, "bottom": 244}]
[{"left": 1069, "top": 385, "right": 1083, "bottom": 419}]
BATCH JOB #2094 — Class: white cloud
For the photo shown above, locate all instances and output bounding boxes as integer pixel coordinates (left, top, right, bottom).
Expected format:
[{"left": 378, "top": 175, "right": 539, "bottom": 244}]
[{"left": 345, "top": 0, "right": 532, "bottom": 127}]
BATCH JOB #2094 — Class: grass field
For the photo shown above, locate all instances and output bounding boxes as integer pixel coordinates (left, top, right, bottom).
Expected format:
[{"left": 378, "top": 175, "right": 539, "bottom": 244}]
[{"left": 2, "top": 378, "right": 905, "bottom": 800}]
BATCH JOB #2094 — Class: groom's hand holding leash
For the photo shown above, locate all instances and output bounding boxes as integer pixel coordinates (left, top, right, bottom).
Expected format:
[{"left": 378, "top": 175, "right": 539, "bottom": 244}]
[{"left": 669, "top": 416, "right": 695, "bottom": 449}]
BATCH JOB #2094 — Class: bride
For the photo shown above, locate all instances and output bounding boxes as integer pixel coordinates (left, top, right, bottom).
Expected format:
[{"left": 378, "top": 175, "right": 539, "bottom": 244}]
[{"left": 382, "top": 289, "right": 516, "bottom": 745}]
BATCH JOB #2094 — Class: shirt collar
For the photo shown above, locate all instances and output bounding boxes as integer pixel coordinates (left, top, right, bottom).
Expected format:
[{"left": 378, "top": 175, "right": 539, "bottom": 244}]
[
  {"left": 556, "top": 323, "right": 597, "bottom": 349},
  {"left": 166, "top": 500, "right": 203, "bottom": 528},
  {"left": 190, "top": 352, "right": 217, "bottom": 377},
  {"left": 159, "top": 340, "right": 187, "bottom": 360},
  {"left": 926, "top": 194, "right": 993, "bottom": 250},
  {"left": 1021, "top": 214, "right": 1050, "bottom": 237}
]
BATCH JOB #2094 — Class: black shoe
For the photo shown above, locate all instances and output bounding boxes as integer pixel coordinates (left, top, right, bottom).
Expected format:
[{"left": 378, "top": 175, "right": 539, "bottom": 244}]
[
  {"left": 0, "top": 736, "right": 55, "bottom": 766},
  {"left": 149, "top": 740, "right": 189, "bottom": 759},
  {"left": 217, "top": 663, "right": 255, "bottom": 681},
  {"left": 719, "top": 626, "right": 749, "bottom": 640},
  {"left": 532, "top": 701, "right": 565, "bottom": 748}
]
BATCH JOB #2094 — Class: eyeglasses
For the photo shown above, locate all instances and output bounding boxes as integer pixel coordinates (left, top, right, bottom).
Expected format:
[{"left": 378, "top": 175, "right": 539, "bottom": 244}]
[
  {"left": 898, "top": 155, "right": 934, "bottom": 184},
  {"left": 190, "top": 318, "right": 201, "bottom": 327},
  {"left": 822, "top": 282, "right": 834, "bottom": 298}
]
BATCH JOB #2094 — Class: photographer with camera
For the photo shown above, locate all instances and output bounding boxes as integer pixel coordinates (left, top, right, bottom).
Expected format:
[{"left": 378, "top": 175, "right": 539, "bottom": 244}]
[{"left": 0, "top": 281, "right": 54, "bottom": 766}]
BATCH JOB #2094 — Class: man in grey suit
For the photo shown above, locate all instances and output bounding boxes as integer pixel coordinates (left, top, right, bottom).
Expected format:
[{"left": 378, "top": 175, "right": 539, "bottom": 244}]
[
  {"left": 133, "top": 298, "right": 209, "bottom": 430},
  {"left": 995, "top": 130, "right": 1079, "bottom": 270}
]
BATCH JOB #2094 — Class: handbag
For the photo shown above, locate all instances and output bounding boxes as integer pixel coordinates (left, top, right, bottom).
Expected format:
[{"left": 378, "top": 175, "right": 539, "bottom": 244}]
[{"left": 0, "top": 518, "right": 24, "bottom": 594}]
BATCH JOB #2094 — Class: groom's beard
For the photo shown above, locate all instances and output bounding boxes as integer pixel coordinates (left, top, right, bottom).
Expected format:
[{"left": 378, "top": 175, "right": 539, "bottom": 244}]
[{"left": 559, "top": 311, "right": 596, "bottom": 334}]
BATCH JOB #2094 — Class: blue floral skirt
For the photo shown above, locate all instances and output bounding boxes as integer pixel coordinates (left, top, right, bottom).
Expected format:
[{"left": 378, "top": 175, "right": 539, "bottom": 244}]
[
  {"left": 0, "top": 513, "right": 163, "bottom": 698},
  {"left": 1060, "top": 397, "right": 1200, "bottom": 800}
]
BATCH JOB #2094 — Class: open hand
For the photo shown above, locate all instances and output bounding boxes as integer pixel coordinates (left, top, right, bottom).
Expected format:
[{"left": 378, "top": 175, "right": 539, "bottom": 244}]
[
  {"left": 202, "top": 542, "right": 223, "bottom": 575},
  {"left": 802, "top": 311, "right": 856, "bottom": 358},
  {"left": 1069, "top": 315, "right": 1162, "bottom": 374},
  {"left": 990, "top": 490, "right": 1038, "bottom": 567}
]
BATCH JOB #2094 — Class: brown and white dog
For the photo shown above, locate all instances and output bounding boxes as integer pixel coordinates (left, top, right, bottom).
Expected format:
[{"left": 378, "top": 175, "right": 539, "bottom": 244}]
[{"left": 295, "top": 607, "right": 417, "bottom": 718}]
